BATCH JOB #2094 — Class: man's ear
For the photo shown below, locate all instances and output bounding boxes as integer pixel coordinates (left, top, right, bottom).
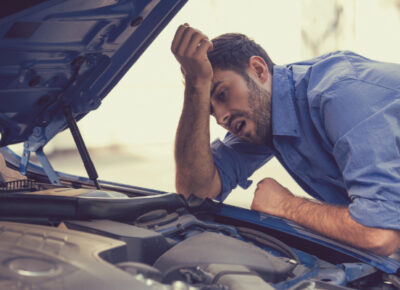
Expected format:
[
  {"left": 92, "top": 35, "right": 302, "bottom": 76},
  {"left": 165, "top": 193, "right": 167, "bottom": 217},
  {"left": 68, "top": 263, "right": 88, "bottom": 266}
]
[{"left": 248, "top": 56, "right": 269, "bottom": 84}]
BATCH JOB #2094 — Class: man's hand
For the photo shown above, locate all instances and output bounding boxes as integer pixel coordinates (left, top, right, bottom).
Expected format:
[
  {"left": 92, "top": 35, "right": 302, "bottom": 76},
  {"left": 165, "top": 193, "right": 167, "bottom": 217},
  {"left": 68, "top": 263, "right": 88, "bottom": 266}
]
[
  {"left": 171, "top": 23, "right": 213, "bottom": 85},
  {"left": 251, "top": 177, "right": 295, "bottom": 218}
]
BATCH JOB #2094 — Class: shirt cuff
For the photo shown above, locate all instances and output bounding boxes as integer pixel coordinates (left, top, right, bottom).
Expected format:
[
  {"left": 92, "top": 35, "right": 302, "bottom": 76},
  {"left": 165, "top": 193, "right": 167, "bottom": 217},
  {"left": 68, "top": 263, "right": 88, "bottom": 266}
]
[
  {"left": 212, "top": 152, "right": 253, "bottom": 202},
  {"left": 349, "top": 197, "right": 400, "bottom": 230}
]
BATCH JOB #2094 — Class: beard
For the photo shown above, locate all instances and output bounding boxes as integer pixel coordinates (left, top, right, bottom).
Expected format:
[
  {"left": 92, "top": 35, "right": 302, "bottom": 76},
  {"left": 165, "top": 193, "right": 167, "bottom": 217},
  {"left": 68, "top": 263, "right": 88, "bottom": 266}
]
[
  {"left": 244, "top": 76, "right": 272, "bottom": 145},
  {"left": 226, "top": 77, "right": 271, "bottom": 145}
]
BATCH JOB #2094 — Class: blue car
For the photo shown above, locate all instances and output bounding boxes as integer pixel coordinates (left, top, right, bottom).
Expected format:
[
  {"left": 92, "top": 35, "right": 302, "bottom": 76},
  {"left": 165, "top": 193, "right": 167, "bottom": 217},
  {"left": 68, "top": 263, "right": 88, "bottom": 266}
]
[{"left": 0, "top": 1, "right": 399, "bottom": 289}]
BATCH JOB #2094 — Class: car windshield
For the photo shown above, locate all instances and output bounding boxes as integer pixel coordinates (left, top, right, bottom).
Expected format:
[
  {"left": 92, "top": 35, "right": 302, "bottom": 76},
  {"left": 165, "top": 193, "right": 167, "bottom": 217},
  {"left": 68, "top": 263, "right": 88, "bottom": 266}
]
[{"left": 8, "top": 0, "right": 400, "bottom": 208}]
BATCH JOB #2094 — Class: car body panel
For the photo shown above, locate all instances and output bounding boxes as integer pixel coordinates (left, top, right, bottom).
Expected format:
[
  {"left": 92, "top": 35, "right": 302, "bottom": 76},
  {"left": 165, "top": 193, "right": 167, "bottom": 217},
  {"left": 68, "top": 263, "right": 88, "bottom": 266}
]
[{"left": 0, "top": 0, "right": 187, "bottom": 148}]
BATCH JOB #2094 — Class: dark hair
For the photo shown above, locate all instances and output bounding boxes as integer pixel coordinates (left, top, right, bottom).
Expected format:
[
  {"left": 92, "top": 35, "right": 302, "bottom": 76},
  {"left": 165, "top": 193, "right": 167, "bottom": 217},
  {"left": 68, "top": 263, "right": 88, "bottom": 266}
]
[{"left": 208, "top": 33, "right": 274, "bottom": 77}]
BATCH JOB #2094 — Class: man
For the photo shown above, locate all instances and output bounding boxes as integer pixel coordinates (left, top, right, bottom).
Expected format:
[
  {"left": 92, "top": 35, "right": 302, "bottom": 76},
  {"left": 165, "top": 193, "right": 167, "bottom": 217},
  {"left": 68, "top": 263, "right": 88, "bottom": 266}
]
[{"left": 172, "top": 23, "right": 400, "bottom": 256}]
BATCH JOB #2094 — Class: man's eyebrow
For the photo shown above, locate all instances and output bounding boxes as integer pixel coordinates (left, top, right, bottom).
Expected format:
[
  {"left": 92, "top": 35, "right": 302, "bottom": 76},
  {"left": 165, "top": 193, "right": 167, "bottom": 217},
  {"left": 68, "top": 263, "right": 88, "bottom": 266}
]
[{"left": 210, "top": 81, "right": 222, "bottom": 97}]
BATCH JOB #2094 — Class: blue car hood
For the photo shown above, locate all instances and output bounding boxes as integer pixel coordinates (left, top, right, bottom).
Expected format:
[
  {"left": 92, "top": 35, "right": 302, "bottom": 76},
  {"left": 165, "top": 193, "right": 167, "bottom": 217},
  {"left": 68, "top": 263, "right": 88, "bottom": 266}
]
[{"left": 0, "top": 0, "right": 186, "bottom": 148}]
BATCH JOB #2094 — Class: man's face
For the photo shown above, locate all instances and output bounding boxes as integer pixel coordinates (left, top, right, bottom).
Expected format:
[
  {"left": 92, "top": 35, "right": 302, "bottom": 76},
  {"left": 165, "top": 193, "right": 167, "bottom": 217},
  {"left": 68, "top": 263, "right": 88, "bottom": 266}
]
[{"left": 210, "top": 69, "right": 272, "bottom": 145}]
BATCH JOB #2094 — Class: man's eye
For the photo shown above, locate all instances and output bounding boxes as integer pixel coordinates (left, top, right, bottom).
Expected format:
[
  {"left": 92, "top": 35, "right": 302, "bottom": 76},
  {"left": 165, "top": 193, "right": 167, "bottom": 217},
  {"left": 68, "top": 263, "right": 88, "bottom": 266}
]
[{"left": 216, "top": 91, "right": 226, "bottom": 102}]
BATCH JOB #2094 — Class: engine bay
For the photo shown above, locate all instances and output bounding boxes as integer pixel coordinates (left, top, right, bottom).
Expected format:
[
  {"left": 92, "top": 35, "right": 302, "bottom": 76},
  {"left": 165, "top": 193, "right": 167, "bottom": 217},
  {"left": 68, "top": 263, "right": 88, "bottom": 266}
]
[{"left": 0, "top": 181, "right": 399, "bottom": 290}]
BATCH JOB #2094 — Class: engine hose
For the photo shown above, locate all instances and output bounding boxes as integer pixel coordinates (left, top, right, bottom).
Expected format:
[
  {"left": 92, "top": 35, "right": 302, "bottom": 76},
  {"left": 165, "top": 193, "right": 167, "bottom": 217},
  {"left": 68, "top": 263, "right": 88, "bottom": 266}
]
[{"left": 236, "top": 227, "right": 300, "bottom": 264}]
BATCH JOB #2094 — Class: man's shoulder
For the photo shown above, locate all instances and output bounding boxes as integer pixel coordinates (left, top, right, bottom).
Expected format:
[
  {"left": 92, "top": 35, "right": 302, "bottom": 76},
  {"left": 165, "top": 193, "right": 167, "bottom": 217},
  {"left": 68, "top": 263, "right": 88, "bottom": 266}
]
[
  {"left": 293, "top": 50, "right": 399, "bottom": 94},
  {"left": 275, "top": 51, "right": 361, "bottom": 103},
  {"left": 291, "top": 50, "right": 359, "bottom": 67},
  {"left": 301, "top": 51, "right": 360, "bottom": 94}
]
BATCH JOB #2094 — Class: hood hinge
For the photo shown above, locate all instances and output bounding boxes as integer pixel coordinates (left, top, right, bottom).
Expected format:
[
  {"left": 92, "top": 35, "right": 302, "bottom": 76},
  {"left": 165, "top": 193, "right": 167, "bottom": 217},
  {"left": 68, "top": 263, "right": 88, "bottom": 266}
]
[{"left": 20, "top": 146, "right": 61, "bottom": 185}]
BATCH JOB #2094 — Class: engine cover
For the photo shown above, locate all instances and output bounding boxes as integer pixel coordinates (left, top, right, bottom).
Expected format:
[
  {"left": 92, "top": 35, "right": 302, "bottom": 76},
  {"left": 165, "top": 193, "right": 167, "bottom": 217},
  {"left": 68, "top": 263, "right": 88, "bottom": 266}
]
[
  {"left": 0, "top": 221, "right": 152, "bottom": 290},
  {"left": 154, "top": 231, "right": 295, "bottom": 283}
]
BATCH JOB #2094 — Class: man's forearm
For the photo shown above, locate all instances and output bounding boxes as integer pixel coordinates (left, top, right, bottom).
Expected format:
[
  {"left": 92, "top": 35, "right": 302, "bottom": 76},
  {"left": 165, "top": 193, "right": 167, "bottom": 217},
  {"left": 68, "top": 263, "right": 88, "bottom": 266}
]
[
  {"left": 283, "top": 197, "right": 400, "bottom": 255},
  {"left": 251, "top": 178, "right": 400, "bottom": 256},
  {"left": 174, "top": 82, "right": 221, "bottom": 199},
  {"left": 171, "top": 24, "right": 220, "bottom": 199}
]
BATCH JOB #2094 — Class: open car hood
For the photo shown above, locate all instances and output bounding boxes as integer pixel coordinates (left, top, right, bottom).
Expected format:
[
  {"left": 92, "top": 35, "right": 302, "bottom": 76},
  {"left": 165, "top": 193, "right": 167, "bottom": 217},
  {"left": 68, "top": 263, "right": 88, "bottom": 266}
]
[{"left": 0, "top": 0, "right": 186, "bottom": 148}]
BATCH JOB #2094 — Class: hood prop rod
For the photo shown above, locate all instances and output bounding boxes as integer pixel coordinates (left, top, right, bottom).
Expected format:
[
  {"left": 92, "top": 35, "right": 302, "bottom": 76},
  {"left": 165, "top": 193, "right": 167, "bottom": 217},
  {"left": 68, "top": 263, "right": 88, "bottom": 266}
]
[{"left": 63, "top": 106, "right": 101, "bottom": 190}]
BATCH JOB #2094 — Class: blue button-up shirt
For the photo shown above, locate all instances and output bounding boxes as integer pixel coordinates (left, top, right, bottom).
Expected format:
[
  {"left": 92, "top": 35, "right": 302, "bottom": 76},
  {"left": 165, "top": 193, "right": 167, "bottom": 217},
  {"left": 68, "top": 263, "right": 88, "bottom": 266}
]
[{"left": 211, "top": 51, "right": 400, "bottom": 230}]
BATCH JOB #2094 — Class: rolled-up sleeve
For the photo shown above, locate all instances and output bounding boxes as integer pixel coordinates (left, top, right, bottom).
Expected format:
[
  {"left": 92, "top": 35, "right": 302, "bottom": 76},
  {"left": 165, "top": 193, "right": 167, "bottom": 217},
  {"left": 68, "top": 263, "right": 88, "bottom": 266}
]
[
  {"left": 334, "top": 104, "right": 400, "bottom": 229},
  {"left": 211, "top": 134, "right": 272, "bottom": 202},
  {"left": 321, "top": 78, "right": 400, "bottom": 229}
]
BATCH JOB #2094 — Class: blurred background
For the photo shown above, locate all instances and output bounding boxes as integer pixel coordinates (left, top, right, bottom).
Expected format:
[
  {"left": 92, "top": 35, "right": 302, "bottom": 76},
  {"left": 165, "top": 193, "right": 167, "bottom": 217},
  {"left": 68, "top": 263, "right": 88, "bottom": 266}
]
[{"left": 10, "top": 0, "right": 400, "bottom": 208}]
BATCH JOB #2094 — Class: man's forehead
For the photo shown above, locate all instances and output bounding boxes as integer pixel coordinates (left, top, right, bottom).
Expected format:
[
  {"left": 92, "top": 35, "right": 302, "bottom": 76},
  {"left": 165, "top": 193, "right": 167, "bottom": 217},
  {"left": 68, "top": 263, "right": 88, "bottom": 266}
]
[
  {"left": 211, "top": 69, "right": 246, "bottom": 95},
  {"left": 212, "top": 69, "right": 245, "bottom": 83},
  {"left": 211, "top": 70, "right": 233, "bottom": 89}
]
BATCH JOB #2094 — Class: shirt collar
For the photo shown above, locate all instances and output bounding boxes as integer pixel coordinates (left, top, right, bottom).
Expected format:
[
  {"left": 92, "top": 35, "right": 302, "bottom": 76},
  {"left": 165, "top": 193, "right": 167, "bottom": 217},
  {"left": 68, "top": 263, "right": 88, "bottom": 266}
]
[{"left": 271, "top": 65, "right": 300, "bottom": 137}]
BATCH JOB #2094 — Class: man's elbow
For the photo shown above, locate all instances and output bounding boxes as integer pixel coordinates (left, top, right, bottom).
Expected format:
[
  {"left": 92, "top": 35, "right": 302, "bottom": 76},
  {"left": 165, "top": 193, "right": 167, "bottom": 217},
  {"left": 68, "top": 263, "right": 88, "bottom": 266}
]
[
  {"left": 175, "top": 179, "right": 196, "bottom": 199},
  {"left": 366, "top": 229, "right": 400, "bottom": 256},
  {"left": 176, "top": 184, "right": 218, "bottom": 200},
  {"left": 175, "top": 165, "right": 222, "bottom": 199},
  {"left": 175, "top": 176, "right": 219, "bottom": 200}
]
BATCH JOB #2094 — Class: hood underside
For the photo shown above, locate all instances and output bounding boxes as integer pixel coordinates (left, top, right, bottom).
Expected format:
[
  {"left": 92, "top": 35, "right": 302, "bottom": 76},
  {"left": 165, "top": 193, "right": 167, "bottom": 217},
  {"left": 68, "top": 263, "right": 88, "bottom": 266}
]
[{"left": 0, "top": 0, "right": 186, "bottom": 148}]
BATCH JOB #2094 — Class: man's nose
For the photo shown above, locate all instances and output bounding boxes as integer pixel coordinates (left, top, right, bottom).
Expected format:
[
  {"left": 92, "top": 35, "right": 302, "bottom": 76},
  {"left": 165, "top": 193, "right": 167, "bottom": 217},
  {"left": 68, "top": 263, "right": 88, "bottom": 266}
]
[{"left": 214, "top": 107, "right": 230, "bottom": 129}]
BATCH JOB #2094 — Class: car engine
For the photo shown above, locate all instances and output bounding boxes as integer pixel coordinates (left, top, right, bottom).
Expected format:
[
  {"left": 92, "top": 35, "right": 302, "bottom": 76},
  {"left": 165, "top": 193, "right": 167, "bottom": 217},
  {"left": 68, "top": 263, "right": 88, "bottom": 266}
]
[{"left": 0, "top": 182, "right": 398, "bottom": 290}]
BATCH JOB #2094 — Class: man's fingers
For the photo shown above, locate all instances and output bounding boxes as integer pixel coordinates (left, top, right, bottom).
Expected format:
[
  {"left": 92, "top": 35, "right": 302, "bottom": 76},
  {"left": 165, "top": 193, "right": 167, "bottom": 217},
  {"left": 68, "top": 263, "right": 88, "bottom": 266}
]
[
  {"left": 171, "top": 24, "right": 213, "bottom": 82},
  {"left": 171, "top": 23, "right": 189, "bottom": 53},
  {"left": 172, "top": 24, "right": 210, "bottom": 58},
  {"left": 194, "top": 38, "right": 213, "bottom": 59},
  {"left": 185, "top": 31, "right": 209, "bottom": 56},
  {"left": 176, "top": 26, "right": 201, "bottom": 56}
]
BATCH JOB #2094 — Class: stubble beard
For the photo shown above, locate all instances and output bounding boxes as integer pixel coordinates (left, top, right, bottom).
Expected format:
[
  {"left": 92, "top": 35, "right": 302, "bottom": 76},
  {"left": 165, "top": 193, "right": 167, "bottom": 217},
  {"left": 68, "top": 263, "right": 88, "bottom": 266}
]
[{"left": 246, "top": 76, "right": 272, "bottom": 145}]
